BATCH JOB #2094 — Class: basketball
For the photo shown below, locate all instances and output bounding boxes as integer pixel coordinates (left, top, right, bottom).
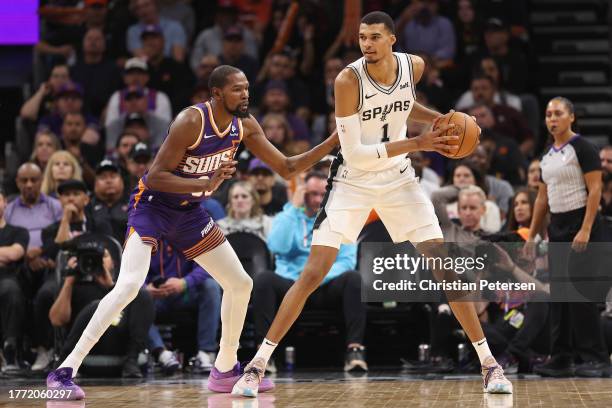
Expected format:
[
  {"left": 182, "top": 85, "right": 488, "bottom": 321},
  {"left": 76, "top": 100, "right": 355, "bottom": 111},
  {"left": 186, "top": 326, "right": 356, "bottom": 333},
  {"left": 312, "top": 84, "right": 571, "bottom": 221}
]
[{"left": 434, "top": 112, "right": 481, "bottom": 159}]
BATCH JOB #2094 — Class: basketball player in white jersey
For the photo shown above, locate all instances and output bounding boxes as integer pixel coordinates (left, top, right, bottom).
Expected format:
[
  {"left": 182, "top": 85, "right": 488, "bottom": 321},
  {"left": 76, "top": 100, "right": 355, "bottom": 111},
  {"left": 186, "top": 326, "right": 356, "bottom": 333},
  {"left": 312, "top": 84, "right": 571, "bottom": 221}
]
[{"left": 233, "top": 11, "right": 512, "bottom": 396}]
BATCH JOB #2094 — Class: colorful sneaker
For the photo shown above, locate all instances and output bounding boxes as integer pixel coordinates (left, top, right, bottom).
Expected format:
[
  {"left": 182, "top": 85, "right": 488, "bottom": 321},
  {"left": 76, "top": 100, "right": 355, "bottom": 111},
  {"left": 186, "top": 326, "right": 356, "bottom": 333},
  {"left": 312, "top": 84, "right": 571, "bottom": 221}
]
[
  {"left": 208, "top": 361, "right": 274, "bottom": 394},
  {"left": 482, "top": 357, "right": 513, "bottom": 394},
  {"left": 46, "top": 367, "right": 85, "bottom": 400},
  {"left": 231, "top": 358, "right": 268, "bottom": 398}
]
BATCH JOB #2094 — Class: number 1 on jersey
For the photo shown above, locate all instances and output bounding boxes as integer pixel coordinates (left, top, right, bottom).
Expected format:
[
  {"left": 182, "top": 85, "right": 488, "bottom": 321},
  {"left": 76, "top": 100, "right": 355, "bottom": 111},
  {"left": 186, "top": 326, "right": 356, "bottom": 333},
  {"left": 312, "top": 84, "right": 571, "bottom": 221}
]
[{"left": 381, "top": 123, "right": 389, "bottom": 142}]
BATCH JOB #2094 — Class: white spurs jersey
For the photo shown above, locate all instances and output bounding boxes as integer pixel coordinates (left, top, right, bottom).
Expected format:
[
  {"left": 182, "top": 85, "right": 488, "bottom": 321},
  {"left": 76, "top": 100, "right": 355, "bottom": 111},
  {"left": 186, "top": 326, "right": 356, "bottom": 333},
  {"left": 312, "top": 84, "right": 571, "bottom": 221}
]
[{"left": 345, "top": 52, "right": 417, "bottom": 173}]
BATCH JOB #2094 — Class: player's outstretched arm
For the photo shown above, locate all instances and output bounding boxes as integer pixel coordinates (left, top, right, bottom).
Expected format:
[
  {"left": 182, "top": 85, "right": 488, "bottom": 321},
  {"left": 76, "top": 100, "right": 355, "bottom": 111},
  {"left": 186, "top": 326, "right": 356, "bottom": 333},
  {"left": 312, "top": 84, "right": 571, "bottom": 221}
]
[
  {"left": 146, "top": 108, "right": 236, "bottom": 194},
  {"left": 241, "top": 115, "right": 339, "bottom": 180},
  {"left": 334, "top": 68, "right": 458, "bottom": 160}
]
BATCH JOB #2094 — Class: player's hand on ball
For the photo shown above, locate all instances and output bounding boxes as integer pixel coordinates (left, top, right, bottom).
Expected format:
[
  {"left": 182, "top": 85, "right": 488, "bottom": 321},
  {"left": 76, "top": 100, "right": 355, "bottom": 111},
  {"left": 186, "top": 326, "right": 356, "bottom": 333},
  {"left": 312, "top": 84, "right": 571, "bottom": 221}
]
[
  {"left": 207, "top": 160, "right": 237, "bottom": 192},
  {"left": 417, "top": 124, "right": 459, "bottom": 155},
  {"left": 432, "top": 110, "right": 455, "bottom": 129}
]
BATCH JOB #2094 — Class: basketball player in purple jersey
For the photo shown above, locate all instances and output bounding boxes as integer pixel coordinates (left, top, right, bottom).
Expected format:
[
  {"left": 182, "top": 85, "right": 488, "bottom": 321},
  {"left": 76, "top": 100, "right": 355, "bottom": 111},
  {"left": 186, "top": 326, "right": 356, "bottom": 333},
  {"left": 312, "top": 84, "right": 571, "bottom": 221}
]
[{"left": 46, "top": 65, "right": 339, "bottom": 399}]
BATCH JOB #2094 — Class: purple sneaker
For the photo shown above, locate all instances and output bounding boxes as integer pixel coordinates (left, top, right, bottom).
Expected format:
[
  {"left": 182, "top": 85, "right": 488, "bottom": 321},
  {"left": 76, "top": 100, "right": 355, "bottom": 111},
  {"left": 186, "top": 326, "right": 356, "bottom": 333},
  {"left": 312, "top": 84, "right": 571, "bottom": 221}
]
[
  {"left": 46, "top": 367, "right": 85, "bottom": 400},
  {"left": 207, "top": 362, "right": 275, "bottom": 393}
]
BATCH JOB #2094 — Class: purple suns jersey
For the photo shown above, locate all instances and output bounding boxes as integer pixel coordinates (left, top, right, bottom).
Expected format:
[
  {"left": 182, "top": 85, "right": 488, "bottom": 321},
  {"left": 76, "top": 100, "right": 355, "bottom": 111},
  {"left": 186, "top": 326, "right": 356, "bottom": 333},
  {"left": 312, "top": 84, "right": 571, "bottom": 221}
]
[{"left": 135, "top": 101, "right": 243, "bottom": 207}]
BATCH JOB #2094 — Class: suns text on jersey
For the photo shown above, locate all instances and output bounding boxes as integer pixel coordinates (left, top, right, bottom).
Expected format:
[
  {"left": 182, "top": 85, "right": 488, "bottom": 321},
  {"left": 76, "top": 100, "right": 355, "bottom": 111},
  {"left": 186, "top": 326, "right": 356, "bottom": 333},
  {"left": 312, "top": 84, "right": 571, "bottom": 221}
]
[
  {"left": 180, "top": 148, "right": 234, "bottom": 175},
  {"left": 362, "top": 100, "right": 411, "bottom": 121}
]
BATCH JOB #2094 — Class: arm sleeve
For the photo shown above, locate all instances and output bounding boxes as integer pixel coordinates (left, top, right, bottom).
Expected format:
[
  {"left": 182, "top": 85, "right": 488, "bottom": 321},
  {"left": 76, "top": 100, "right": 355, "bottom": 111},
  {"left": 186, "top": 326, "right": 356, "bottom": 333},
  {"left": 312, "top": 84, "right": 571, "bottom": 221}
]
[
  {"left": 336, "top": 114, "right": 388, "bottom": 166},
  {"left": 572, "top": 137, "right": 601, "bottom": 174}
]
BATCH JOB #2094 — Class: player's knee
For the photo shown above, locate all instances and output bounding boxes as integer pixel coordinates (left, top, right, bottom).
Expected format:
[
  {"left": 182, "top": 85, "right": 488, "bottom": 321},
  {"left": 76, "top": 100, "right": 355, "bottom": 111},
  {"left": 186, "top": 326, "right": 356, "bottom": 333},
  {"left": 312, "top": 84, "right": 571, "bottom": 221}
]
[
  {"left": 298, "top": 267, "right": 325, "bottom": 293},
  {"left": 232, "top": 268, "right": 253, "bottom": 294}
]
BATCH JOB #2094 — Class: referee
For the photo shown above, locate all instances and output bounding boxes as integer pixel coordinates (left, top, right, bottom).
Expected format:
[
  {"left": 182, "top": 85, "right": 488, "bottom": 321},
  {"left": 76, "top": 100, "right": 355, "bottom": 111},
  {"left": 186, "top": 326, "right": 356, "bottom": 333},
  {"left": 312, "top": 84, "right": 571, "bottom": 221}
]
[{"left": 526, "top": 97, "right": 610, "bottom": 377}]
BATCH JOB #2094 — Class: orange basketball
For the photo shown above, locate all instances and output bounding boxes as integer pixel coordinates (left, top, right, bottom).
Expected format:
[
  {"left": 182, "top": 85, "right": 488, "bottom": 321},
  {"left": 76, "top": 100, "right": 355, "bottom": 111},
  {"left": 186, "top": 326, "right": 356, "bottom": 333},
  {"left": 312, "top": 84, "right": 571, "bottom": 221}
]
[{"left": 434, "top": 112, "right": 480, "bottom": 159}]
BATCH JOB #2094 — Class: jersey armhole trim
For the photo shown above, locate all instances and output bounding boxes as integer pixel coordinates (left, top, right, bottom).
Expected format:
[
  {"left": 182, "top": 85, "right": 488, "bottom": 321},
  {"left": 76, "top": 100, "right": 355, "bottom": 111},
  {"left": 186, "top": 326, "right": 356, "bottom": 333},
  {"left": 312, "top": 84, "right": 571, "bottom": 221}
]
[
  {"left": 405, "top": 54, "right": 417, "bottom": 100},
  {"left": 187, "top": 105, "right": 205, "bottom": 150},
  {"left": 347, "top": 66, "right": 363, "bottom": 112}
]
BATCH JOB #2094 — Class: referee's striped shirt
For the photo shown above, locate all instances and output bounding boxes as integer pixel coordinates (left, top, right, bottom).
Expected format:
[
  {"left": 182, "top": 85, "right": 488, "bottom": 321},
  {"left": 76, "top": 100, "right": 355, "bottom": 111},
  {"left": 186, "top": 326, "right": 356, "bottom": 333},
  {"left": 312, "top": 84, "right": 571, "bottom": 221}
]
[{"left": 540, "top": 134, "right": 601, "bottom": 214}]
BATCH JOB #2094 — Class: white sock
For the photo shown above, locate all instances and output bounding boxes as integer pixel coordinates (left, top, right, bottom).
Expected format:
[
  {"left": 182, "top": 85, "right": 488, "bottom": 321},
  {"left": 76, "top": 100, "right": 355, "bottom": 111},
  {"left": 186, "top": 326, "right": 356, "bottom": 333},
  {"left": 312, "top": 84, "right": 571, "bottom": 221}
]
[
  {"left": 193, "top": 241, "right": 253, "bottom": 373},
  {"left": 472, "top": 338, "right": 494, "bottom": 365},
  {"left": 59, "top": 232, "right": 152, "bottom": 375},
  {"left": 253, "top": 338, "right": 278, "bottom": 367}
]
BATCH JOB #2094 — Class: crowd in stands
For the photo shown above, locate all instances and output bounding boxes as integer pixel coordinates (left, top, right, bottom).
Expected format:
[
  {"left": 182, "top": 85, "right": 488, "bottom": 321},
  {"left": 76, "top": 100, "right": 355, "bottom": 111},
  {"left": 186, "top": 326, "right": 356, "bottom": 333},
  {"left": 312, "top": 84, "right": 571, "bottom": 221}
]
[{"left": 1, "top": 0, "right": 611, "bottom": 379}]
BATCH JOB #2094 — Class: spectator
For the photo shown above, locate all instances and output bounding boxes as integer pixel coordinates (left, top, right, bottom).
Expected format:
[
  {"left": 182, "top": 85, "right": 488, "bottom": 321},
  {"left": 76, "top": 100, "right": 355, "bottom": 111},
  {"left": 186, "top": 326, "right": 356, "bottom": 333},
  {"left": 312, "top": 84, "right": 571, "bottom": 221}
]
[
  {"left": 527, "top": 159, "right": 541, "bottom": 191},
  {"left": 38, "top": 82, "right": 101, "bottom": 146},
  {"left": 456, "top": 58, "right": 522, "bottom": 112},
  {"left": 247, "top": 159, "right": 288, "bottom": 216},
  {"left": 0, "top": 188, "right": 29, "bottom": 372},
  {"left": 408, "top": 151, "right": 440, "bottom": 197},
  {"left": 478, "top": 18, "right": 529, "bottom": 94},
  {"left": 50, "top": 243, "right": 154, "bottom": 378},
  {"left": 473, "top": 125, "right": 526, "bottom": 187},
  {"left": 445, "top": 163, "right": 502, "bottom": 233},
  {"left": 431, "top": 184, "right": 487, "bottom": 242},
  {"left": 259, "top": 80, "right": 311, "bottom": 142},
  {"left": 254, "top": 51, "right": 310, "bottom": 117},
  {"left": 261, "top": 113, "right": 308, "bottom": 155},
  {"left": 30, "top": 130, "right": 62, "bottom": 172},
  {"left": 91, "top": 160, "right": 128, "bottom": 243},
  {"left": 217, "top": 181, "right": 273, "bottom": 240},
  {"left": 41, "top": 150, "right": 84, "bottom": 198},
  {"left": 126, "top": 142, "right": 153, "bottom": 192},
  {"left": 127, "top": 0, "right": 187, "bottom": 62},
  {"left": 141, "top": 24, "right": 195, "bottom": 113},
  {"left": 105, "top": 94, "right": 170, "bottom": 152},
  {"left": 112, "top": 131, "right": 139, "bottom": 192},
  {"left": 218, "top": 26, "right": 259, "bottom": 83},
  {"left": 158, "top": 0, "right": 195, "bottom": 40},
  {"left": 466, "top": 145, "right": 515, "bottom": 215},
  {"left": 600, "top": 146, "right": 612, "bottom": 177},
  {"left": 194, "top": 54, "right": 220, "bottom": 85},
  {"left": 61, "top": 112, "right": 103, "bottom": 188},
  {"left": 70, "top": 27, "right": 122, "bottom": 117},
  {"left": 466, "top": 78, "right": 533, "bottom": 156},
  {"left": 505, "top": 188, "right": 540, "bottom": 238},
  {"left": 34, "top": 179, "right": 113, "bottom": 365},
  {"left": 20, "top": 63, "right": 70, "bottom": 122},
  {"left": 312, "top": 57, "right": 343, "bottom": 115},
  {"left": 415, "top": 53, "right": 454, "bottom": 113},
  {"left": 190, "top": 5, "right": 258, "bottom": 73},
  {"left": 146, "top": 240, "right": 221, "bottom": 374},
  {"left": 253, "top": 172, "right": 366, "bottom": 372},
  {"left": 396, "top": 0, "right": 456, "bottom": 68},
  {"left": 5, "top": 163, "right": 62, "bottom": 280},
  {"left": 104, "top": 58, "right": 172, "bottom": 128},
  {"left": 454, "top": 0, "right": 483, "bottom": 64}
]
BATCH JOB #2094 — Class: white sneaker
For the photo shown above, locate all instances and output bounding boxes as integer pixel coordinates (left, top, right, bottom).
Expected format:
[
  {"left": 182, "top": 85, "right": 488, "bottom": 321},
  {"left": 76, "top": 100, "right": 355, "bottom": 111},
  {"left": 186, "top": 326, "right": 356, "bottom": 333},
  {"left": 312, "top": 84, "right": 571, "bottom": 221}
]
[
  {"left": 482, "top": 357, "right": 513, "bottom": 394},
  {"left": 194, "top": 351, "right": 215, "bottom": 372},
  {"left": 32, "top": 347, "right": 54, "bottom": 371},
  {"left": 158, "top": 350, "right": 180, "bottom": 375}
]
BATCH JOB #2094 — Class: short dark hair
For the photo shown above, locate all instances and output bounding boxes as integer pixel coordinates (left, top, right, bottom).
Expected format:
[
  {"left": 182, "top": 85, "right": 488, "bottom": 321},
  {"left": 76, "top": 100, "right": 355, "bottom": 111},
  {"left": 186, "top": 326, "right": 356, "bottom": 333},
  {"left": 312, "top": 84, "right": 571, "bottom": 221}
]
[
  {"left": 471, "top": 70, "right": 495, "bottom": 85},
  {"left": 208, "top": 65, "right": 243, "bottom": 90},
  {"left": 305, "top": 171, "right": 327, "bottom": 184},
  {"left": 361, "top": 11, "right": 395, "bottom": 34}
]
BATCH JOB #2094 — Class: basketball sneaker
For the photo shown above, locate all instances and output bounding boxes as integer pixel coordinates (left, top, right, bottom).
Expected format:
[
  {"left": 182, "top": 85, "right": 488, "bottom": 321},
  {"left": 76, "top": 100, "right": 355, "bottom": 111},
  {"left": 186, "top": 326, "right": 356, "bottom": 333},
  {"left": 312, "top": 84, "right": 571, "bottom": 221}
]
[
  {"left": 344, "top": 346, "right": 368, "bottom": 372},
  {"left": 230, "top": 358, "right": 269, "bottom": 398},
  {"left": 208, "top": 360, "right": 274, "bottom": 395},
  {"left": 482, "top": 357, "right": 513, "bottom": 394},
  {"left": 46, "top": 367, "right": 85, "bottom": 400}
]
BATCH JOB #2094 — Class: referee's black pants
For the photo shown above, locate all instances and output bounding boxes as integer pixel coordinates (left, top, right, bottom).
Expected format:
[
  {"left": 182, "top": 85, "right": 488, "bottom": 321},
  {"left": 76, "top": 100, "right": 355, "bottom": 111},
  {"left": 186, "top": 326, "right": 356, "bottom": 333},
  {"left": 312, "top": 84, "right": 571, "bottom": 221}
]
[
  {"left": 548, "top": 207, "right": 609, "bottom": 363},
  {"left": 252, "top": 270, "right": 366, "bottom": 346}
]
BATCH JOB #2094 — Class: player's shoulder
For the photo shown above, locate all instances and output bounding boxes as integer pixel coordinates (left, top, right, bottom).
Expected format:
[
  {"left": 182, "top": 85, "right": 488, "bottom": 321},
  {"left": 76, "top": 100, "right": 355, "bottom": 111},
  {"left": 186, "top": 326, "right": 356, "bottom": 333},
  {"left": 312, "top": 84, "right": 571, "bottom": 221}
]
[
  {"left": 404, "top": 53, "right": 424, "bottom": 70},
  {"left": 335, "top": 67, "right": 360, "bottom": 88}
]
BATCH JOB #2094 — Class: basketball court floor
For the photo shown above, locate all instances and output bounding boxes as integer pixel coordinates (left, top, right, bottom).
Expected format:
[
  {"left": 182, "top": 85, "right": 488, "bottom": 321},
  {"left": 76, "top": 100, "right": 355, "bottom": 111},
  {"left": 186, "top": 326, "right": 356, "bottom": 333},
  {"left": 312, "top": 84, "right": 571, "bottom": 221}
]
[{"left": 2, "top": 371, "right": 612, "bottom": 408}]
